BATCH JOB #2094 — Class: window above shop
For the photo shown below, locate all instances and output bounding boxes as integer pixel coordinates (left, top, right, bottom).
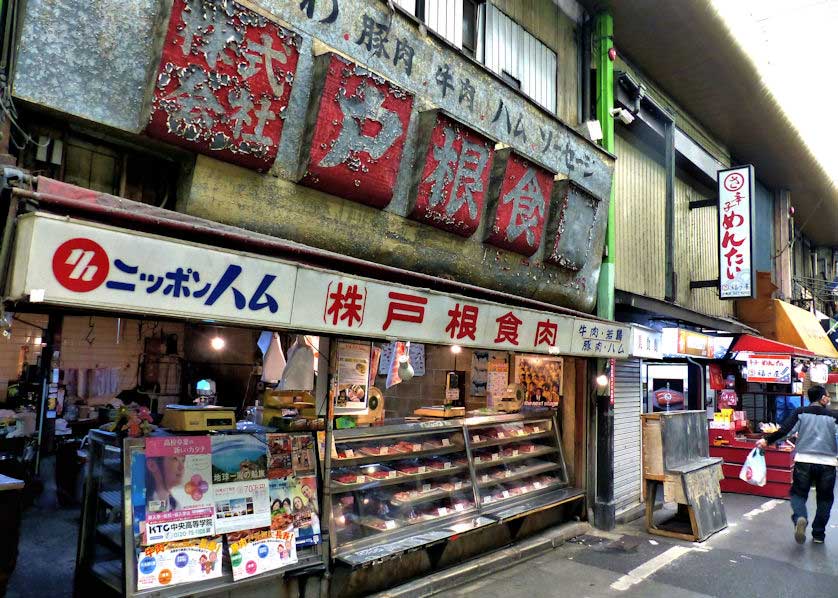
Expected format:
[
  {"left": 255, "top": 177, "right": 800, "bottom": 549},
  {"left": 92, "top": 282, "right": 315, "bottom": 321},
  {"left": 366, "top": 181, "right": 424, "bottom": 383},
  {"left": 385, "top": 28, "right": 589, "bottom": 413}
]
[{"left": 394, "top": 0, "right": 558, "bottom": 114}]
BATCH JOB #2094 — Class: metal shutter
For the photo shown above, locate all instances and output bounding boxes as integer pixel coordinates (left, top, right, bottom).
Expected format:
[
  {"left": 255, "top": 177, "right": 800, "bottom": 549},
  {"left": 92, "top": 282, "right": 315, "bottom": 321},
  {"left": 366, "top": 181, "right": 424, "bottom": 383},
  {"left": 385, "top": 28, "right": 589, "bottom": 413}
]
[{"left": 614, "top": 358, "right": 642, "bottom": 515}]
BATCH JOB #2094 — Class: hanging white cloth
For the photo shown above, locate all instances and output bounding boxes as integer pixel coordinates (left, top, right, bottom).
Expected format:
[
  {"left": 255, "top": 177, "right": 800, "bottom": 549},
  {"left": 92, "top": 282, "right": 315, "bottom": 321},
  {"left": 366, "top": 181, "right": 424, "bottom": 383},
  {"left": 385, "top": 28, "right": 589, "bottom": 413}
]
[
  {"left": 260, "top": 332, "right": 286, "bottom": 383},
  {"left": 280, "top": 335, "right": 314, "bottom": 391}
]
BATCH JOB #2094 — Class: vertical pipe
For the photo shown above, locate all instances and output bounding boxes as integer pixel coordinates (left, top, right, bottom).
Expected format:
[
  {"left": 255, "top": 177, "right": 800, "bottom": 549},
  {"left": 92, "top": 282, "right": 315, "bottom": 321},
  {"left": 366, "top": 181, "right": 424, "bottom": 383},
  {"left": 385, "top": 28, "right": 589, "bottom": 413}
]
[
  {"left": 595, "top": 13, "right": 615, "bottom": 321},
  {"left": 664, "top": 120, "right": 676, "bottom": 301},
  {"left": 593, "top": 11, "right": 616, "bottom": 531}
]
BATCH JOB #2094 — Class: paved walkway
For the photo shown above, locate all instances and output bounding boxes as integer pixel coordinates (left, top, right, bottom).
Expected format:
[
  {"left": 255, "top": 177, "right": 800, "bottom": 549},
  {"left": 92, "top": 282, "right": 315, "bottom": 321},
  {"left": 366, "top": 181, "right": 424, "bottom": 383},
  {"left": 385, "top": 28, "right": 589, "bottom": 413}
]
[{"left": 448, "top": 492, "right": 838, "bottom": 597}]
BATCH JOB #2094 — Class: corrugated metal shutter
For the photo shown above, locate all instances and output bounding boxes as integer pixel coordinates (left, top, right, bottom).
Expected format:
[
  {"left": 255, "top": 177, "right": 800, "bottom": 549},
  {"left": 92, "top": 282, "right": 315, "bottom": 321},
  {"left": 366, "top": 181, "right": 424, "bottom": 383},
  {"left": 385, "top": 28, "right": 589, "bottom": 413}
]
[
  {"left": 424, "top": 0, "right": 464, "bottom": 49},
  {"left": 484, "top": 4, "right": 557, "bottom": 113},
  {"left": 614, "top": 358, "right": 642, "bottom": 515}
]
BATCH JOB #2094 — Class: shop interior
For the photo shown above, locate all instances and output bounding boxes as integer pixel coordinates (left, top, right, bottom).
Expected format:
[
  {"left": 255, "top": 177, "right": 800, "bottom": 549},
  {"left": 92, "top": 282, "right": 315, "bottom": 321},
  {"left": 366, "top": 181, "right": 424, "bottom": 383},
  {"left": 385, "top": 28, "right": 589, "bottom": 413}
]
[{"left": 0, "top": 311, "right": 588, "bottom": 596}]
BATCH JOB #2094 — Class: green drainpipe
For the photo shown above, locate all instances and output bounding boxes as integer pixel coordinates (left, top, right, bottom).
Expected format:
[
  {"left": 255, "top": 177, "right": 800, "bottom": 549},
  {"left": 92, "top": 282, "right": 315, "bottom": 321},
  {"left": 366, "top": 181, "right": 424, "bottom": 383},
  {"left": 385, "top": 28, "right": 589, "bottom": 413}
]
[
  {"left": 595, "top": 12, "right": 615, "bottom": 322},
  {"left": 593, "top": 11, "right": 616, "bottom": 531}
]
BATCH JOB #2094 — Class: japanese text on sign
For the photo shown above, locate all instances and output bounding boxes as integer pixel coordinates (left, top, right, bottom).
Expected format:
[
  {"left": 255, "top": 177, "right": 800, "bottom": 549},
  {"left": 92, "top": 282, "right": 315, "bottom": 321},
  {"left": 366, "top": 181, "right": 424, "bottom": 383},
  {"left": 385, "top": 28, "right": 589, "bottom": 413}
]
[{"left": 718, "top": 166, "right": 754, "bottom": 299}]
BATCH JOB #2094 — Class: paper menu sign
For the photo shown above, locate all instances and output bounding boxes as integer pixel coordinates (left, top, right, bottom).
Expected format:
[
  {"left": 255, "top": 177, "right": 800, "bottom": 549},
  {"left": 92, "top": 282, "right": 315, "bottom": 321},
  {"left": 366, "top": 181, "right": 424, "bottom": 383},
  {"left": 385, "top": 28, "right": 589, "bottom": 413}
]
[
  {"left": 211, "top": 434, "right": 268, "bottom": 484},
  {"left": 212, "top": 479, "right": 271, "bottom": 534},
  {"left": 136, "top": 537, "right": 222, "bottom": 590},
  {"left": 228, "top": 529, "right": 297, "bottom": 581},
  {"left": 145, "top": 436, "right": 214, "bottom": 545}
]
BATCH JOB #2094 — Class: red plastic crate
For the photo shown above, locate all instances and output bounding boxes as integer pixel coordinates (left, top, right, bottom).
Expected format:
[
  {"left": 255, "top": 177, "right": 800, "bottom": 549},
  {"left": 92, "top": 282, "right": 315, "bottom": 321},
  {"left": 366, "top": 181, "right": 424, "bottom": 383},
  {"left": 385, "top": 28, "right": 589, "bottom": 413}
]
[
  {"left": 720, "top": 477, "right": 790, "bottom": 499},
  {"left": 721, "top": 463, "right": 793, "bottom": 484},
  {"left": 710, "top": 446, "right": 795, "bottom": 469}
]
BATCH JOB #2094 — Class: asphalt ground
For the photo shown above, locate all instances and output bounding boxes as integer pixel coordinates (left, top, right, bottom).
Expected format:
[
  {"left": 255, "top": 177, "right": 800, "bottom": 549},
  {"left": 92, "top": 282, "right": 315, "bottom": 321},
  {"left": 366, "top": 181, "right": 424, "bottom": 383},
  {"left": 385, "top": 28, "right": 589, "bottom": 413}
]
[{"left": 448, "top": 492, "right": 838, "bottom": 598}]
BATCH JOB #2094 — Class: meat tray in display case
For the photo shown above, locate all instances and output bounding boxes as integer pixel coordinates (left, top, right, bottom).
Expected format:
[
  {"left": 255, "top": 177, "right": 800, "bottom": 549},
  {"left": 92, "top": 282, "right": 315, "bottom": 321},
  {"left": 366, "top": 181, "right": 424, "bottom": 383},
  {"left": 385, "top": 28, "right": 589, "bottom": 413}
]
[
  {"left": 466, "top": 415, "right": 570, "bottom": 518},
  {"left": 324, "top": 413, "right": 579, "bottom": 566},
  {"left": 325, "top": 420, "right": 492, "bottom": 565}
]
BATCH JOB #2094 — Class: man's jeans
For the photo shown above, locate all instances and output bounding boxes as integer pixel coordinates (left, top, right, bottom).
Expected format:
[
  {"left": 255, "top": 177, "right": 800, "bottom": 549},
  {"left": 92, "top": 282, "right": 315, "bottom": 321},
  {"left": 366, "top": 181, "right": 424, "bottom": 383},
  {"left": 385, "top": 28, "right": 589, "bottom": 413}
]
[{"left": 790, "top": 462, "right": 836, "bottom": 540}]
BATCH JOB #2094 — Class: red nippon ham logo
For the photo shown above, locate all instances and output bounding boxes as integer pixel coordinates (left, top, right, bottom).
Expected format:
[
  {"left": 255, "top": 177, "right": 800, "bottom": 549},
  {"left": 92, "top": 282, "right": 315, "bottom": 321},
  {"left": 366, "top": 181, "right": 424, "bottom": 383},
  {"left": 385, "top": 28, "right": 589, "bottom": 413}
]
[{"left": 52, "top": 238, "right": 110, "bottom": 293}]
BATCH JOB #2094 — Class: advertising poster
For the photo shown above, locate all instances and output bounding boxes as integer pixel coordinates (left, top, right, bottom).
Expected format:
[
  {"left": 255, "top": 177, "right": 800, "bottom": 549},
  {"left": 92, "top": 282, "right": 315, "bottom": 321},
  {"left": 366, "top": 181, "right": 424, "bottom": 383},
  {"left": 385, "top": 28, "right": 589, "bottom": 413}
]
[
  {"left": 292, "top": 435, "right": 316, "bottom": 475},
  {"left": 486, "top": 353, "right": 510, "bottom": 407},
  {"left": 267, "top": 434, "right": 293, "bottom": 480},
  {"left": 145, "top": 436, "right": 214, "bottom": 545},
  {"left": 136, "top": 536, "right": 222, "bottom": 590},
  {"left": 334, "top": 341, "right": 371, "bottom": 414},
  {"left": 211, "top": 434, "right": 268, "bottom": 484},
  {"left": 211, "top": 434, "right": 271, "bottom": 534},
  {"left": 213, "top": 478, "right": 272, "bottom": 534},
  {"left": 471, "top": 351, "right": 489, "bottom": 397},
  {"left": 227, "top": 529, "right": 297, "bottom": 581},
  {"left": 269, "top": 475, "right": 321, "bottom": 548},
  {"left": 514, "top": 355, "right": 562, "bottom": 408}
]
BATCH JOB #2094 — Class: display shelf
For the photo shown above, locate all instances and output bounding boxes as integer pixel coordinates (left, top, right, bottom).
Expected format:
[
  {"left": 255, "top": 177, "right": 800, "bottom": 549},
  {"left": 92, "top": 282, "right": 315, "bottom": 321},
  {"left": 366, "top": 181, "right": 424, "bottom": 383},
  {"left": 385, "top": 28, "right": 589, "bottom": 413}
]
[
  {"left": 388, "top": 483, "right": 472, "bottom": 507},
  {"left": 483, "top": 487, "right": 585, "bottom": 522},
  {"left": 91, "top": 559, "right": 122, "bottom": 593},
  {"left": 96, "top": 522, "right": 123, "bottom": 552},
  {"left": 99, "top": 490, "right": 121, "bottom": 509},
  {"left": 330, "top": 464, "right": 469, "bottom": 493},
  {"left": 331, "top": 445, "right": 462, "bottom": 467},
  {"left": 469, "top": 430, "right": 552, "bottom": 449},
  {"left": 472, "top": 446, "right": 557, "bottom": 469},
  {"left": 475, "top": 461, "right": 561, "bottom": 488}
]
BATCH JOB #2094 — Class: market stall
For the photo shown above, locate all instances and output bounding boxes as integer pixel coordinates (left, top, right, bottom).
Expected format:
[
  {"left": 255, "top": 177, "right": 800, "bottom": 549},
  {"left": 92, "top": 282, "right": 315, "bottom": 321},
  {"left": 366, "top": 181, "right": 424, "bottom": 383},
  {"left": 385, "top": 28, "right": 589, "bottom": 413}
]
[
  {"left": 708, "top": 334, "right": 832, "bottom": 499},
  {"left": 0, "top": 184, "right": 630, "bottom": 596}
]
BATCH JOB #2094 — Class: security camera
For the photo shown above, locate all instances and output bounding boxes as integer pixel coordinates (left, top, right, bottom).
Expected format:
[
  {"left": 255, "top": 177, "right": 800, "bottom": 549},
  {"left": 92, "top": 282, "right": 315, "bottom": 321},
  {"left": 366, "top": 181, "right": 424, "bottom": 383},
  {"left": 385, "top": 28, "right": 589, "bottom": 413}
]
[{"left": 609, "top": 107, "right": 635, "bottom": 125}]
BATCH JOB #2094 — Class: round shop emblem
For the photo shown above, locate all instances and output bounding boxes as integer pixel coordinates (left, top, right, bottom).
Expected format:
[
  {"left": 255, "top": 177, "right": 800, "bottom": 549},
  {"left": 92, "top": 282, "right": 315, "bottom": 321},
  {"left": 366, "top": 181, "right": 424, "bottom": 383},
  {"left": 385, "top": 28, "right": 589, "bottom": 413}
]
[
  {"left": 51, "top": 238, "right": 110, "bottom": 292},
  {"left": 723, "top": 172, "right": 745, "bottom": 192},
  {"left": 257, "top": 544, "right": 269, "bottom": 559},
  {"left": 230, "top": 551, "right": 243, "bottom": 568},
  {"left": 139, "top": 556, "right": 157, "bottom": 575},
  {"left": 174, "top": 552, "right": 189, "bottom": 568},
  {"left": 245, "top": 560, "right": 258, "bottom": 575}
]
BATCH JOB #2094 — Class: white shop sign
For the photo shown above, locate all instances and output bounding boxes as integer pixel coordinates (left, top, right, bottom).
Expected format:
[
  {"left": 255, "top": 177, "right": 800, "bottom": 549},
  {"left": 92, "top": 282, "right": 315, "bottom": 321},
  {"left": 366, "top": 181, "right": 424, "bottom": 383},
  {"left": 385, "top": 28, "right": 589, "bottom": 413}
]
[
  {"left": 8, "top": 213, "right": 629, "bottom": 358},
  {"left": 718, "top": 165, "right": 755, "bottom": 299},
  {"left": 629, "top": 325, "right": 663, "bottom": 360}
]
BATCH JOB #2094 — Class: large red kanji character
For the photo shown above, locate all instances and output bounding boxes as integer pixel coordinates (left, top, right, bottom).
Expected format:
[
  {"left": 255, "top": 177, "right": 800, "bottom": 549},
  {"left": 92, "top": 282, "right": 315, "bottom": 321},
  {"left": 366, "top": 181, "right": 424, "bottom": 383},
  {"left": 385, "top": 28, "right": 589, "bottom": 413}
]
[
  {"left": 445, "top": 303, "right": 479, "bottom": 340},
  {"left": 722, "top": 212, "right": 744, "bottom": 230},
  {"left": 494, "top": 311, "right": 523, "bottom": 345},
  {"left": 534, "top": 319, "right": 558, "bottom": 347},
  {"left": 325, "top": 282, "right": 365, "bottom": 327},
  {"left": 382, "top": 291, "right": 428, "bottom": 330},
  {"left": 721, "top": 230, "right": 745, "bottom": 249}
]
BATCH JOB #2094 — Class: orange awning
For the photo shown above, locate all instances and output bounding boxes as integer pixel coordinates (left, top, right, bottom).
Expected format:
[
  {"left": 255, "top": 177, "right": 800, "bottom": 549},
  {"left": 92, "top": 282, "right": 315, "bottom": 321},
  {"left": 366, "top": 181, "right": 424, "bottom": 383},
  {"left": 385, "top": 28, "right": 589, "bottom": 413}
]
[{"left": 773, "top": 300, "right": 838, "bottom": 359}]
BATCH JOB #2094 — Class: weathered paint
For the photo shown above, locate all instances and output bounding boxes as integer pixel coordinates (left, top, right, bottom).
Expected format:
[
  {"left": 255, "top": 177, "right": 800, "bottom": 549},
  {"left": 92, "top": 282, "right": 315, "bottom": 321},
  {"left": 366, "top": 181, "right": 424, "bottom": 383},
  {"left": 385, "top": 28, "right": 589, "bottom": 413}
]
[
  {"left": 146, "top": 0, "right": 301, "bottom": 171},
  {"left": 299, "top": 53, "right": 414, "bottom": 208},
  {"left": 405, "top": 110, "right": 494, "bottom": 237},
  {"left": 186, "top": 155, "right": 603, "bottom": 311},
  {"left": 615, "top": 132, "right": 733, "bottom": 319},
  {"left": 484, "top": 151, "right": 553, "bottom": 257},
  {"left": 13, "top": 0, "right": 163, "bottom": 132}
]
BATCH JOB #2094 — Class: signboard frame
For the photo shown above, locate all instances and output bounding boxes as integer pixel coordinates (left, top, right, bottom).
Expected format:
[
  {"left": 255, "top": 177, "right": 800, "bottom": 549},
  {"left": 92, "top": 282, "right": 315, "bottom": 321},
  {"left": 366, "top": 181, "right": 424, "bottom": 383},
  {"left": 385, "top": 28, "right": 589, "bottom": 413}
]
[{"left": 717, "top": 164, "right": 756, "bottom": 300}]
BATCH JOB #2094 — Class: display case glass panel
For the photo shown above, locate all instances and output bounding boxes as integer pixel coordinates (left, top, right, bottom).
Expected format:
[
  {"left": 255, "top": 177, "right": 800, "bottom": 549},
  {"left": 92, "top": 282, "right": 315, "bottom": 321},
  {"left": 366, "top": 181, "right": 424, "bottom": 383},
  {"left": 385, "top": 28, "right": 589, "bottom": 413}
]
[
  {"left": 466, "top": 416, "right": 568, "bottom": 508},
  {"left": 328, "top": 424, "right": 476, "bottom": 554}
]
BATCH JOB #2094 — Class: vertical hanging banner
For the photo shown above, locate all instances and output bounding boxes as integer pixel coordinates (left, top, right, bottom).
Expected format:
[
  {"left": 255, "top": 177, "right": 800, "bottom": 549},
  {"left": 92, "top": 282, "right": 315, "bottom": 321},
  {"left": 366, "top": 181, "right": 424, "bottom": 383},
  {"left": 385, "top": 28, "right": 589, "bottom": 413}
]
[{"left": 718, "top": 165, "right": 755, "bottom": 299}]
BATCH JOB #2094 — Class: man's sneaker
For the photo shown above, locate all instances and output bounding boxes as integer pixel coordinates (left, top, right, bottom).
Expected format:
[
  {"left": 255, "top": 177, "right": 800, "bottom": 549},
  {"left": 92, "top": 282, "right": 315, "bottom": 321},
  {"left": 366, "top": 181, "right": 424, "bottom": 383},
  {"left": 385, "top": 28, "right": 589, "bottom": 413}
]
[
  {"left": 813, "top": 537, "right": 825, "bottom": 544},
  {"left": 794, "top": 517, "right": 807, "bottom": 544}
]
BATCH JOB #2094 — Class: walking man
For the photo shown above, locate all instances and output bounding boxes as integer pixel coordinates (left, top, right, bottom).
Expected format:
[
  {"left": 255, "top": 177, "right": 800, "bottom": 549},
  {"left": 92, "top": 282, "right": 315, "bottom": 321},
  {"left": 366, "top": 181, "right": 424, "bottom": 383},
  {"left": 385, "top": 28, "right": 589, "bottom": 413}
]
[{"left": 757, "top": 385, "right": 838, "bottom": 544}]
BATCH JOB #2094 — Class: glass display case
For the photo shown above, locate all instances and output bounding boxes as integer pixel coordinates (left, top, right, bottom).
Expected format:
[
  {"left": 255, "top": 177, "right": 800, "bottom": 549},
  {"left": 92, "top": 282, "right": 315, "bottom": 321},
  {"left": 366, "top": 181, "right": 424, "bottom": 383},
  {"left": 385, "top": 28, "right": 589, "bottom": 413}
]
[
  {"left": 326, "top": 421, "right": 482, "bottom": 560},
  {"left": 466, "top": 415, "right": 568, "bottom": 511},
  {"left": 325, "top": 413, "right": 577, "bottom": 564}
]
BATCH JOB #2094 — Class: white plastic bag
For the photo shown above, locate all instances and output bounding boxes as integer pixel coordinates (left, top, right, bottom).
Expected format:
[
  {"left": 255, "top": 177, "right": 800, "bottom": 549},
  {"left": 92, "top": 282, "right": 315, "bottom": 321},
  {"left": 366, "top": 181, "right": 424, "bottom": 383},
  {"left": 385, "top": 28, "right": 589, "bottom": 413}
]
[{"left": 739, "top": 448, "right": 767, "bottom": 487}]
